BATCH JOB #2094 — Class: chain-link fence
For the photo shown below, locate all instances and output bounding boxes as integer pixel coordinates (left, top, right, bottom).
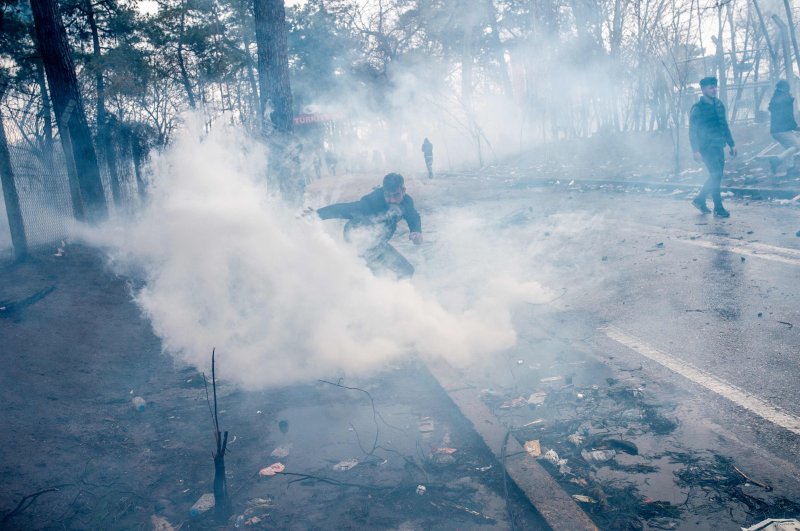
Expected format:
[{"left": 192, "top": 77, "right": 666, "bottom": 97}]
[{"left": 0, "top": 120, "right": 144, "bottom": 258}]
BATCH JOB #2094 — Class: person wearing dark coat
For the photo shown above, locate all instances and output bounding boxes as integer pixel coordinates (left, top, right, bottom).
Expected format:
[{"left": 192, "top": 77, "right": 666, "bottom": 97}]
[
  {"left": 689, "top": 76, "right": 736, "bottom": 218},
  {"left": 421, "top": 138, "right": 433, "bottom": 179},
  {"left": 315, "top": 173, "right": 422, "bottom": 279},
  {"left": 768, "top": 79, "right": 799, "bottom": 177}
]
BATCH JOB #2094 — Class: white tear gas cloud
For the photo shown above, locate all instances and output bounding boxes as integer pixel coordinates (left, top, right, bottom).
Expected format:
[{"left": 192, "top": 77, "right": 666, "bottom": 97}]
[{"left": 77, "top": 118, "right": 552, "bottom": 389}]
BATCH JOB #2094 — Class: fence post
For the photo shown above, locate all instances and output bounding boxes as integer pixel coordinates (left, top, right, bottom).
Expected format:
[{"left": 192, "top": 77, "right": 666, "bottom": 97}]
[{"left": 0, "top": 114, "right": 28, "bottom": 260}]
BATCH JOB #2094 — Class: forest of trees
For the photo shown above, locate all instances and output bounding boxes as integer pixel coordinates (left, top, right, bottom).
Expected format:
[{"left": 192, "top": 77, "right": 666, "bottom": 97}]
[{"left": 1, "top": 0, "right": 800, "bottom": 249}]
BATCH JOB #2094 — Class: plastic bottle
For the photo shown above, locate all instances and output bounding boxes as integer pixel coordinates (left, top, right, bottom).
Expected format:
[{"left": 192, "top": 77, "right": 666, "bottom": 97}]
[
  {"left": 189, "top": 493, "right": 215, "bottom": 517},
  {"left": 132, "top": 396, "right": 146, "bottom": 412}
]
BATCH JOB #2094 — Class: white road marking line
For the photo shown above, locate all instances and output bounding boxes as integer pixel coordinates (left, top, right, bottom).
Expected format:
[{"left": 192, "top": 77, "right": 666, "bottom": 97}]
[
  {"left": 602, "top": 325, "right": 800, "bottom": 436},
  {"left": 618, "top": 220, "right": 800, "bottom": 266},
  {"left": 678, "top": 238, "right": 800, "bottom": 266}
]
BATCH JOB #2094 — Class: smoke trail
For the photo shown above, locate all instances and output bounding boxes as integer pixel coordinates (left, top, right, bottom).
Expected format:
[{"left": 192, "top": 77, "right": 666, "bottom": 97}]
[{"left": 79, "top": 117, "right": 551, "bottom": 389}]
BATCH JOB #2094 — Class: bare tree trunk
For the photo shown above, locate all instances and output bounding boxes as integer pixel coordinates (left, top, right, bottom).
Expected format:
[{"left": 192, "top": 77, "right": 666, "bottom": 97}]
[
  {"left": 178, "top": 3, "right": 197, "bottom": 109},
  {"left": 485, "top": 0, "right": 513, "bottom": 98},
  {"left": 772, "top": 15, "right": 795, "bottom": 79},
  {"left": 753, "top": 0, "right": 778, "bottom": 81},
  {"left": 32, "top": 41, "right": 54, "bottom": 169},
  {"left": 254, "top": 0, "right": 294, "bottom": 134},
  {"left": 242, "top": 37, "right": 261, "bottom": 127},
  {"left": 0, "top": 102, "right": 28, "bottom": 259},
  {"left": 254, "top": 0, "right": 301, "bottom": 201},
  {"left": 782, "top": 0, "right": 800, "bottom": 80},
  {"left": 59, "top": 128, "right": 86, "bottom": 221},
  {"left": 87, "top": 0, "right": 122, "bottom": 209},
  {"left": 30, "top": 0, "right": 107, "bottom": 223},
  {"left": 715, "top": 4, "right": 727, "bottom": 105}
]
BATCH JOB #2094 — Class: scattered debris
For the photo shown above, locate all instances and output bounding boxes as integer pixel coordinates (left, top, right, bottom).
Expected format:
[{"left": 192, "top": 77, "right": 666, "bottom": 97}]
[
  {"left": 542, "top": 449, "right": 560, "bottom": 465},
  {"left": 604, "top": 439, "right": 639, "bottom": 456},
  {"left": 572, "top": 495, "right": 597, "bottom": 504},
  {"left": 524, "top": 440, "right": 541, "bottom": 457},
  {"left": 777, "top": 321, "right": 793, "bottom": 329},
  {"left": 570, "top": 478, "right": 589, "bottom": 487},
  {"left": 418, "top": 418, "right": 435, "bottom": 432},
  {"left": 151, "top": 515, "right": 176, "bottom": 530},
  {"left": 258, "top": 463, "right": 285, "bottom": 477},
  {"left": 416, "top": 485, "right": 426, "bottom": 495},
  {"left": 527, "top": 391, "right": 547, "bottom": 405},
  {"left": 433, "top": 447, "right": 458, "bottom": 455},
  {"left": 758, "top": 312, "right": 763, "bottom": 318},
  {"left": 581, "top": 449, "right": 616, "bottom": 463},
  {"left": 270, "top": 444, "right": 292, "bottom": 458},
  {"left": 332, "top": 459, "right": 359, "bottom": 471},
  {"left": 742, "top": 519, "right": 800, "bottom": 531},
  {"left": 540, "top": 376, "right": 562, "bottom": 383},
  {"left": 500, "top": 396, "right": 528, "bottom": 409},
  {"left": 521, "top": 419, "right": 544, "bottom": 427},
  {"left": 567, "top": 432, "right": 584, "bottom": 446},
  {"left": 132, "top": 396, "right": 146, "bottom": 412},
  {"left": 190, "top": 493, "right": 215, "bottom": 517},
  {"left": 476, "top": 465, "right": 493, "bottom": 472},
  {"left": 278, "top": 420, "right": 289, "bottom": 433}
]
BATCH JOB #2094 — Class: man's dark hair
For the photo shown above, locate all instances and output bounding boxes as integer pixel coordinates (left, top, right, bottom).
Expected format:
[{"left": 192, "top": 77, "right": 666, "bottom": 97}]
[
  {"left": 383, "top": 173, "right": 404, "bottom": 191},
  {"left": 699, "top": 76, "right": 718, "bottom": 88},
  {"left": 776, "top": 79, "right": 790, "bottom": 92}
]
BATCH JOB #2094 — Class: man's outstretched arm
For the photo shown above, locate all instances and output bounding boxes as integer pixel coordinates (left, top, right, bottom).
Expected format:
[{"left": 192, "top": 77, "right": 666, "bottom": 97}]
[{"left": 316, "top": 201, "right": 363, "bottom": 220}]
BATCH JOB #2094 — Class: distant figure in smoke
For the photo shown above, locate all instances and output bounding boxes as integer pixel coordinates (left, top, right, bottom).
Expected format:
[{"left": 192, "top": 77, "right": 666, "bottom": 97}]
[
  {"left": 421, "top": 138, "right": 434, "bottom": 179},
  {"left": 689, "top": 76, "right": 736, "bottom": 218},
  {"left": 313, "top": 154, "right": 322, "bottom": 180},
  {"left": 768, "top": 79, "right": 799, "bottom": 178},
  {"left": 325, "top": 151, "right": 337, "bottom": 176},
  {"left": 315, "top": 173, "right": 423, "bottom": 279}
]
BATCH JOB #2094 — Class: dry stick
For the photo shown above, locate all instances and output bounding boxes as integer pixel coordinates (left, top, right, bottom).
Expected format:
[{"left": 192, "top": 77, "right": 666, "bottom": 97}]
[
  {"left": 205, "top": 349, "right": 230, "bottom": 521},
  {"left": 733, "top": 465, "right": 772, "bottom": 491},
  {"left": 279, "top": 471, "right": 384, "bottom": 490},
  {"left": 318, "top": 379, "right": 380, "bottom": 457}
]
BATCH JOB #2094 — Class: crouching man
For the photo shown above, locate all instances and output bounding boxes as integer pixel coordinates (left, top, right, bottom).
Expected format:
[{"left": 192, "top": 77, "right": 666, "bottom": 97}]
[{"left": 316, "top": 173, "right": 422, "bottom": 279}]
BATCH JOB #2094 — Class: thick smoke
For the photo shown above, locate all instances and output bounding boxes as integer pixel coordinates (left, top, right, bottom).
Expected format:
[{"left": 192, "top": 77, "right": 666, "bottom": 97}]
[{"left": 78, "top": 117, "right": 551, "bottom": 389}]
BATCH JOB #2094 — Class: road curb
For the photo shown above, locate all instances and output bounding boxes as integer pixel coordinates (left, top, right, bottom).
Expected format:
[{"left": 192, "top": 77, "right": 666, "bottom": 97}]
[{"left": 425, "top": 360, "right": 598, "bottom": 531}]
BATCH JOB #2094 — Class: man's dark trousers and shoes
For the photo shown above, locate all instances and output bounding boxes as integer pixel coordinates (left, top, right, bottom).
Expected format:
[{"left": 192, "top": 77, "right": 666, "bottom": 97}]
[
  {"left": 692, "top": 197, "right": 711, "bottom": 214},
  {"left": 695, "top": 147, "right": 729, "bottom": 217}
]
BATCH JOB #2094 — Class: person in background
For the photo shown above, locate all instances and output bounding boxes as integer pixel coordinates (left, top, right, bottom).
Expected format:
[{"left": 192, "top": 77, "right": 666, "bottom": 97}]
[
  {"left": 689, "top": 76, "right": 736, "bottom": 218},
  {"left": 421, "top": 138, "right": 434, "bottom": 179},
  {"left": 768, "top": 79, "right": 799, "bottom": 177},
  {"left": 314, "top": 173, "right": 422, "bottom": 279}
]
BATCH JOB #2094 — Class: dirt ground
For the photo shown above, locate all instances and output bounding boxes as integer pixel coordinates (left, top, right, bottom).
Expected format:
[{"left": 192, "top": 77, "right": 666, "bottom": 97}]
[{"left": 0, "top": 245, "right": 549, "bottom": 529}]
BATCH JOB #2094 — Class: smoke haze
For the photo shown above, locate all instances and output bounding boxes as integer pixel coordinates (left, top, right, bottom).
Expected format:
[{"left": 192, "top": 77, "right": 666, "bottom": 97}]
[{"left": 78, "top": 117, "right": 552, "bottom": 389}]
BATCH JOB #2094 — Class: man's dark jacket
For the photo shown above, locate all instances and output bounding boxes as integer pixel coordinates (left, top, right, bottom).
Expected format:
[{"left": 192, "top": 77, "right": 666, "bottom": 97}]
[
  {"left": 768, "top": 91, "right": 798, "bottom": 134},
  {"left": 317, "top": 187, "right": 421, "bottom": 243},
  {"left": 689, "top": 97, "right": 735, "bottom": 152}
]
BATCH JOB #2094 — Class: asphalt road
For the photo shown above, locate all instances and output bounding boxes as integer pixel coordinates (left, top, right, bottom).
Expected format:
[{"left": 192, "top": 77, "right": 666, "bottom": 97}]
[{"left": 405, "top": 174, "right": 800, "bottom": 506}]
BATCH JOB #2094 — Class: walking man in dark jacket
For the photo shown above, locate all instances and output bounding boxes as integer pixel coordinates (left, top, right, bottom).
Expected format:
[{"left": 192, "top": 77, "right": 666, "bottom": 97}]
[
  {"left": 689, "top": 76, "right": 736, "bottom": 217},
  {"left": 768, "top": 79, "right": 799, "bottom": 177},
  {"left": 316, "top": 173, "right": 422, "bottom": 279},
  {"left": 422, "top": 138, "right": 433, "bottom": 179}
]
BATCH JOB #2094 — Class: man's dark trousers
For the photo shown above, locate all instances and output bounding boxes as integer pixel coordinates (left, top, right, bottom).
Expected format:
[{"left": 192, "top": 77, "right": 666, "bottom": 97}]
[{"left": 698, "top": 146, "right": 725, "bottom": 209}]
